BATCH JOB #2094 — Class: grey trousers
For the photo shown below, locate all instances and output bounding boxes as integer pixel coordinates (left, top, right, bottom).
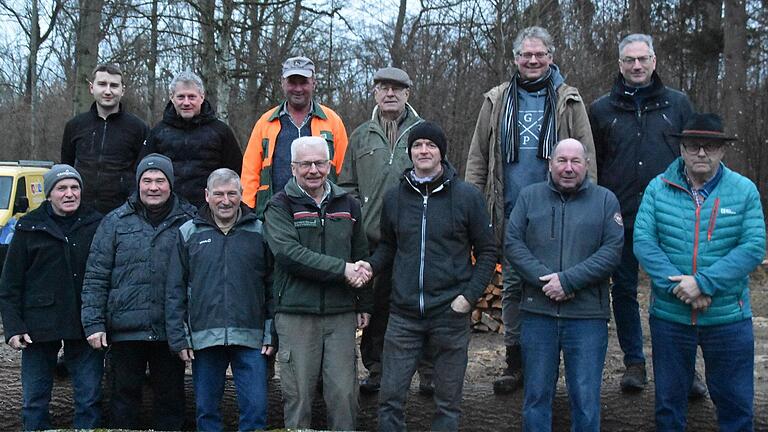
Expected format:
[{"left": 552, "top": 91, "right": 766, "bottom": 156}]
[
  {"left": 378, "top": 310, "right": 471, "bottom": 432},
  {"left": 502, "top": 253, "right": 524, "bottom": 347},
  {"left": 275, "top": 312, "right": 358, "bottom": 430}
]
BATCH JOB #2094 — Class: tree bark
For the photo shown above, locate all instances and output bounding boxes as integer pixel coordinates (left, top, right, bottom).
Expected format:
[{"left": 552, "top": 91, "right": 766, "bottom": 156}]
[
  {"left": 629, "top": 0, "right": 650, "bottom": 34},
  {"left": 390, "top": 0, "right": 408, "bottom": 68},
  {"left": 72, "top": 0, "right": 104, "bottom": 116},
  {"left": 216, "top": 0, "right": 234, "bottom": 123},
  {"left": 199, "top": 0, "right": 217, "bottom": 108},
  {"left": 722, "top": 0, "right": 748, "bottom": 173},
  {"left": 147, "top": 0, "right": 159, "bottom": 121}
]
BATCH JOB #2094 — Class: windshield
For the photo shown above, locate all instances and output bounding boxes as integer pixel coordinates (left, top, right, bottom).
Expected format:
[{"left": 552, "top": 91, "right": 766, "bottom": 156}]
[{"left": 0, "top": 176, "right": 11, "bottom": 209}]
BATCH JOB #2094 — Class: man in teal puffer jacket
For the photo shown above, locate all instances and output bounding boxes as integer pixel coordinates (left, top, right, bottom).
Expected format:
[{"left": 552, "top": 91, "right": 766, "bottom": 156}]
[{"left": 634, "top": 113, "right": 766, "bottom": 432}]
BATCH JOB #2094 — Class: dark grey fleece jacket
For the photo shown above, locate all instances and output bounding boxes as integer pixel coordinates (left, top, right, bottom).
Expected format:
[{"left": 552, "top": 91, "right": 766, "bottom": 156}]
[{"left": 505, "top": 177, "right": 623, "bottom": 319}]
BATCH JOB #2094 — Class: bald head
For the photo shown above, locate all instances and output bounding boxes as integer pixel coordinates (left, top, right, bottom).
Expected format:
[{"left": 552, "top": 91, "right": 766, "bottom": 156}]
[{"left": 549, "top": 139, "right": 589, "bottom": 192}]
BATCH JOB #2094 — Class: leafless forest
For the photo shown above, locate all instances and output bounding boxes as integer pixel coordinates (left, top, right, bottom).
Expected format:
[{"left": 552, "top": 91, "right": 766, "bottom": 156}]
[{"left": 1, "top": 0, "right": 766, "bottom": 204}]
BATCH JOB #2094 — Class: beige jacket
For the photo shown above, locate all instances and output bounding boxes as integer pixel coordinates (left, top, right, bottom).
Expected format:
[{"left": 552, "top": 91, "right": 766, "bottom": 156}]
[{"left": 465, "top": 81, "right": 596, "bottom": 247}]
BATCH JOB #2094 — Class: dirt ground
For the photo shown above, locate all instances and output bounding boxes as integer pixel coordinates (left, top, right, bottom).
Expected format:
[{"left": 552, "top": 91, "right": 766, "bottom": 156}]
[{"left": 0, "top": 270, "right": 765, "bottom": 431}]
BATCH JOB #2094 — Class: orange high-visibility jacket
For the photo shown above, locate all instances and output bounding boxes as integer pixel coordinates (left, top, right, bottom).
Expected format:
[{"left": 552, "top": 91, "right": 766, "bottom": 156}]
[{"left": 242, "top": 101, "right": 348, "bottom": 217}]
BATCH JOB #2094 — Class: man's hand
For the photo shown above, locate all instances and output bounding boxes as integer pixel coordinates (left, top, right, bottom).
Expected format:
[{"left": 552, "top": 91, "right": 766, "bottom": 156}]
[
  {"left": 690, "top": 295, "right": 712, "bottom": 312},
  {"left": 540, "top": 273, "right": 568, "bottom": 301},
  {"left": 261, "top": 345, "right": 275, "bottom": 356},
  {"left": 345, "top": 261, "right": 372, "bottom": 288},
  {"left": 450, "top": 295, "right": 472, "bottom": 314},
  {"left": 86, "top": 332, "right": 108, "bottom": 350},
  {"left": 356, "top": 313, "right": 371, "bottom": 329},
  {"left": 670, "top": 275, "right": 702, "bottom": 304},
  {"left": 179, "top": 348, "right": 195, "bottom": 362},
  {"left": 8, "top": 333, "right": 32, "bottom": 350}
]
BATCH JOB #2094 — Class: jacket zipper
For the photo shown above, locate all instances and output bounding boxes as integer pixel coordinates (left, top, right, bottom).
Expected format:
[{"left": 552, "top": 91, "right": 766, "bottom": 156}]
[
  {"left": 418, "top": 194, "right": 428, "bottom": 317},
  {"left": 96, "top": 120, "right": 108, "bottom": 190},
  {"left": 223, "top": 233, "right": 229, "bottom": 345},
  {"left": 707, "top": 198, "right": 719, "bottom": 241},
  {"left": 556, "top": 200, "right": 566, "bottom": 317}
]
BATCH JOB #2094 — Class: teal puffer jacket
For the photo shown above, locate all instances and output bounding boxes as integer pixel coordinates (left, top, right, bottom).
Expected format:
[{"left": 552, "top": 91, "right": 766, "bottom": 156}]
[{"left": 634, "top": 158, "right": 765, "bottom": 326}]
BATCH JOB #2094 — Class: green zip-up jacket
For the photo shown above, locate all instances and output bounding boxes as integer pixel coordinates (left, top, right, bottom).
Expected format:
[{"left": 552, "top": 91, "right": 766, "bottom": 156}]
[
  {"left": 338, "top": 104, "right": 423, "bottom": 246},
  {"left": 264, "top": 178, "right": 371, "bottom": 315}
]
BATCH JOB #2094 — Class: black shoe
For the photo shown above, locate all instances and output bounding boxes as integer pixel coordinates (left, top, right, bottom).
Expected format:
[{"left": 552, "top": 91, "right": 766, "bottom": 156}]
[
  {"left": 689, "top": 371, "right": 708, "bottom": 401},
  {"left": 418, "top": 375, "right": 434, "bottom": 396},
  {"left": 360, "top": 374, "right": 381, "bottom": 393},
  {"left": 620, "top": 363, "right": 647, "bottom": 392},
  {"left": 493, "top": 368, "right": 523, "bottom": 394}
]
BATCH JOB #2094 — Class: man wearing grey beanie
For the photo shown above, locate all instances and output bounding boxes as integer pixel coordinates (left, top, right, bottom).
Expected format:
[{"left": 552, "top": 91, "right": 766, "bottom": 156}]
[
  {"left": 0, "top": 164, "right": 104, "bottom": 430},
  {"left": 81, "top": 153, "right": 196, "bottom": 430}
]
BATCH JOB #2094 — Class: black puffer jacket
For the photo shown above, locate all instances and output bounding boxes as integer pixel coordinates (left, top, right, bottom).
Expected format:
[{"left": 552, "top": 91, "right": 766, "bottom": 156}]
[
  {"left": 142, "top": 100, "right": 242, "bottom": 208},
  {"left": 368, "top": 162, "right": 496, "bottom": 319},
  {"left": 0, "top": 202, "right": 102, "bottom": 343},
  {"left": 61, "top": 103, "right": 148, "bottom": 214},
  {"left": 81, "top": 194, "right": 196, "bottom": 342},
  {"left": 589, "top": 72, "right": 693, "bottom": 227}
]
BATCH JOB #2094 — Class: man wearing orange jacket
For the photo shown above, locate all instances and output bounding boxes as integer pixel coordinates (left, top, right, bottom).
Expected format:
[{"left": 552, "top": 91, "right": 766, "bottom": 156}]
[{"left": 242, "top": 56, "right": 348, "bottom": 217}]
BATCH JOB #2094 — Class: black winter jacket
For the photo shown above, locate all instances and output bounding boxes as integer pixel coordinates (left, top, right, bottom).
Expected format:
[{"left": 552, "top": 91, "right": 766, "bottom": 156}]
[
  {"left": 368, "top": 163, "right": 496, "bottom": 319},
  {"left": 505, "top": 178, "right": 623, "bottom": 319},
  {"left": 0, "top": 202, "right": 102, "bottom": 342},
  {"left": 142, "top": 100, "right": 242, "bottom": 208},
  {"left": 166, "top": 205, "right": 275, "bottom": 353},
  {"left": 81, "top": 194, "right": 196, "bottom": 342},
  {"left": 61, "top": 103, "right": 149, "bottom": 214},
  {"left": 589, "top": 72, "right": 693, "bottom": 226}
]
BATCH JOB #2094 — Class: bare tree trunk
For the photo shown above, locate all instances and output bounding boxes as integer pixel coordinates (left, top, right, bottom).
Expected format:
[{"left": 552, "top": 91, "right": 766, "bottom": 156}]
[
  {"left": 629, "top": 0, "right": 650, "bottom": 34},
  {"left": 390, "top": 0, "right": 408, "bottom": 68},
  {"left": 72, "top": 0, "right": 104, "bottom": 116},
  {"left": 245, "top": 1, "right": 265, "bottom": 120},
  {"left": 199, "top": 0, "right": 217, "bottom": 108},
  {"left": 27, "top": 1, "right": 40, "bottom": 157},
  {"left": 722, "top": 0, "right": 748, "bottom": 173},
  {"left": 216, "top": 0, "right": 234, "bottom": 123},
  {"left": 147, "top": 0, "right": 158, "bottom": 121}
]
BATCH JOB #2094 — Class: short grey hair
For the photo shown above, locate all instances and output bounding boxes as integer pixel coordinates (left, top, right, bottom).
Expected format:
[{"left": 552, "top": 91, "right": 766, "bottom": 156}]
[
  {"left": 169, "top": 70, "right": 205, "bottom": 96},
  {"left": 513, "top": 26, "right": 556, "bottom": 56},
  {"left": 291, "top": 136, "right": 330, "bottom": 161},
  {"left": 619, "top": 34, "right": 655, "bottom": 57},
  {"left": 206, "top": 168, "right": 241, "bottom": 191}
]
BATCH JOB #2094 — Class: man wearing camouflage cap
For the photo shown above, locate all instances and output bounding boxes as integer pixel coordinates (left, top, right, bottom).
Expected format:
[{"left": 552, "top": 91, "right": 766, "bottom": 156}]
[
  {"left": 338, "top": 67, "right": 435, "bottom": 394},
  {"left": 0, "top": 164, "right": 104, "bottom": 430},
  {"left": 242, "top": 56, "right": 349, "bottom": 218}
]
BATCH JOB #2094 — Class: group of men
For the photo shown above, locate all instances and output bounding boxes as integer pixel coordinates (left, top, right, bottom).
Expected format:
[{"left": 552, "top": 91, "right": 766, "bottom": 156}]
[{"left": 0, "top": 25, "right": 763, "bottom": 432}]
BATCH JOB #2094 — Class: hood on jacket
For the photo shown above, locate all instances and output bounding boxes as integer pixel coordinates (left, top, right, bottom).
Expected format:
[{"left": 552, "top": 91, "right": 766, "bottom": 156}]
[{"left": 161, "top": 99, "right": 217, "bottom": 129}]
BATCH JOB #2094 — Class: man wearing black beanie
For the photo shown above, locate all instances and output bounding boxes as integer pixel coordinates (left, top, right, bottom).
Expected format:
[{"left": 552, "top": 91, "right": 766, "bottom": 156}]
[{"left": 361, "top": 122, "right": 497, "bottom": 431}]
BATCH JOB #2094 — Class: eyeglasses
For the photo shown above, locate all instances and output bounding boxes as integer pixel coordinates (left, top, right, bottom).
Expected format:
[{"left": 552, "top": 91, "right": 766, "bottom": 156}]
[
  {"left": 620, "top": 55, "right": 654, "bottom": 65},
  {"left": 681, "top": 142, "right": 724, "bottom": 155},
  {"left": 376, "top": 84, "right": 406, "bottom": 93},
  {"left": 292, "top": 159, "right": 330, "bottom": 170},
  {"left": 517, "top": 51, "right": 550, "bottom": 61}
]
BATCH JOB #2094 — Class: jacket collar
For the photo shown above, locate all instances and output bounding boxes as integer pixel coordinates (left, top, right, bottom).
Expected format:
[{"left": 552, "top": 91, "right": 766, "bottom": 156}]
[
  {"left": 89, "top": 101, "right": 124, "bottom": 120},
  {"left": 402, "top": 161, "right": 457, "bottom": 195},
  {"left": 161, "top": 99, "right": 217, "bottom": 129},
  {"left": 268, "top": 99, "right": 328, "bottom": 122},
  {"left": 609, "top": 71, "right": 666, "bottom": 106}
]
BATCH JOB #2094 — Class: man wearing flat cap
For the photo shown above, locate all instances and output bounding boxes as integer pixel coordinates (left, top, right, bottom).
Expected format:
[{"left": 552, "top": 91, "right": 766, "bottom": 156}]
[
  {"left": 633, "top": 113, "right": 765, "bottom": 431},
  {"left": 338, "top": 67, "right": 435, "bottom": 394},
  {"left": 0, "top": 165, "right": 104, "bottom": 430},
  {"left": 359, "top": 122, "right": 496, "bottom": 431},
  {"left": 242, "top": 56, "right": 349, "bottom": 218},
  {"left": 81, "top": 153, "right": 196, "bottom": 430}
]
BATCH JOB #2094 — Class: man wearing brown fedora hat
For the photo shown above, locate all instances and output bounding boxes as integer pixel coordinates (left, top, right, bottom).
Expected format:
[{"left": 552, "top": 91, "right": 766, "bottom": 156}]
[{"left": 634, "top": 112, "right": 765, "bottom": 431}]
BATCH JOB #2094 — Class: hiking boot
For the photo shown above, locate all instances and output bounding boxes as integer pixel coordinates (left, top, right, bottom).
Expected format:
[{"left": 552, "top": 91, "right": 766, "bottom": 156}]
[
  {"left": 360, "top": 373, "right": 381, "bottom": 394},
  {"left": 620, "top": 363, "right": 647, "bottom": 392},
  {"left": 418, "top": 374, "right": 434, "bottom": 396},
  {"left": 689, "top": 371, "right": 708, "bottom": 401},
  {"left": 493, "top": 345, "right": 523, "bottom": 394}
]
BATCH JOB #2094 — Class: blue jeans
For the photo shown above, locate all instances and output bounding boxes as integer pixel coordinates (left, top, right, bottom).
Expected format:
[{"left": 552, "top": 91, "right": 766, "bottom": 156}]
[
  {"left": 192, "top": 345, "right": 268, "bottom": 432},
  {"left": 611, "top": 227, "right": 645, "bottom": 366},
  {"left": 379, "top": 310, "right": 470, "bottom": 432},
  {"left": 21, "top": 339, "right": 104, "bottom": 430},
  {"left": 650, "top": 316, "right": 754, "bottom": 432},
  {"left": 521, "top": 313, "right": 607, "bottom": 432}
]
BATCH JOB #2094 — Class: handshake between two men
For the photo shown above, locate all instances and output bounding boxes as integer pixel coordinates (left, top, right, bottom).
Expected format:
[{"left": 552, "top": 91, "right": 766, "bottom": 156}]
[{"left": 342, "top": 260, "right": 473, "bottom": 314}]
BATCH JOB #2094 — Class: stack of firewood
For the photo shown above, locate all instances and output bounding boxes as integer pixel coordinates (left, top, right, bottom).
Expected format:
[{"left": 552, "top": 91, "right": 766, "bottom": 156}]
[{"left": 471, "top": 265, "right": 504, "bottom": 333}]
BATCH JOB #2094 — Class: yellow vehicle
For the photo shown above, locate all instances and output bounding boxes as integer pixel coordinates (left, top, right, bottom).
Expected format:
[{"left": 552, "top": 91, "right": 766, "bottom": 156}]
[{"left": 0, "top": 160, "right": 53, "bottom": 245}]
